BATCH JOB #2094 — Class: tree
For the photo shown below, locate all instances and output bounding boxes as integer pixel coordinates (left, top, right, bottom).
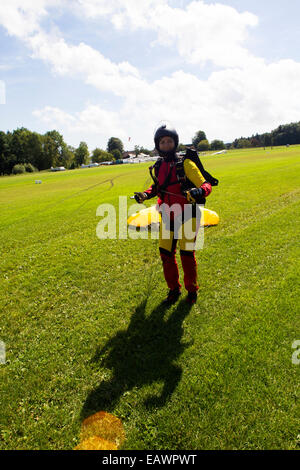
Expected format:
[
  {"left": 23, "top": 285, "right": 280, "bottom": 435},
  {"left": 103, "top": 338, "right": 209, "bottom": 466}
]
[
  {"left": 26, "top": 132, "right": 43, "bottom": 169},
  {"left": 134, "top": 145, "right": 151, "bottom": 156},
  {"left": 210, "top": 139, "right": 225, "bottom": 150},
  {"left": 75, "top": 141, "right": 89, "bottom": 167},
  {"left": 228, "top": 121, "right": 300, "bottom": 149},
  {"left": 192, "top": 130, "right": 207, "bottom": 149},
  {"left": 0, "top": 131, "right": 10, "bottom": 175},
  {"left": 236, "top": 138, "right": 251, "bottom": 149},
  {"left": 197, "top": 139, "right": 210, "bottom": 151},
  {"left": 111, "top": 149, "right": 122, "bottom": 160},
  {"left": 61, "top": 144, "right": 75, "bottom": 169},
  {"left": 250, "top": 136, "right": 260, "bottom": 148},
  {"left": 42, "top": 134, "right": 58, "bottom": 169},
  {"left": 177, "top": 143, "right": 186, "bottom": 152},
  {"left": 134, "top": 145, "right": 140, "bottom": 157},
  {"left": 42, "top": 130, "right": 66, "bottom": 169},
  {"left": 92, "top": 148, "right": 114, "bottom": 163},
  {"left": 140, "top": 147, "right": 151, "bottom": 155},
  {"left": 107, "top": 137, "right": 124, "bottom": 155},
  {"left": 262, "top": 133, "right": 272, "bottom": 148},
  {"left": 10, "top": 128, "right": 31, "bottom": 165}
]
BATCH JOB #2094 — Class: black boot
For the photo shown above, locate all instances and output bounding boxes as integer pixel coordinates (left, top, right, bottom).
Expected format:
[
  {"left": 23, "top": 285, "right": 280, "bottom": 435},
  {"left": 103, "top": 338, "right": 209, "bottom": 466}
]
[
  {"left": 163, "top": 288, "right": 181, "bottom": 305},
  {"left": 186, "top": 291, "right": 197, "bottom": 305}
]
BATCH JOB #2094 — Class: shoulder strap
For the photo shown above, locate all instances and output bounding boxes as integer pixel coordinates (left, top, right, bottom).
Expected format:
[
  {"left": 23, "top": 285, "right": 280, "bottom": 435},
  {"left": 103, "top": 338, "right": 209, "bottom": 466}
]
[
  {"left": 149, "top": 157, "right": 163, "bottom": 185},
  {"left": 174, "top": 157, "right": 186, "bottom": 183}
]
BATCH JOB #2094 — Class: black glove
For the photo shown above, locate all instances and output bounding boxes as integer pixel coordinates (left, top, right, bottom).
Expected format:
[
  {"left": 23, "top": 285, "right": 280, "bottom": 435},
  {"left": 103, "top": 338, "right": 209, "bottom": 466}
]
[
  {"left": 185, "top": 187, "right": 203, "bottom": 203},
  {"left": 134, "top": 192, "right": 148, "bottom": 203}
]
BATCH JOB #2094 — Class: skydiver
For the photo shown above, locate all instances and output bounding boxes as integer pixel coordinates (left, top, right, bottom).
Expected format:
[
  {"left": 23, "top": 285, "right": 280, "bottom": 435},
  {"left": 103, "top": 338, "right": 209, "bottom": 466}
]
[{"left": 134, "top": 124, "right": 214, "bottom": 305}]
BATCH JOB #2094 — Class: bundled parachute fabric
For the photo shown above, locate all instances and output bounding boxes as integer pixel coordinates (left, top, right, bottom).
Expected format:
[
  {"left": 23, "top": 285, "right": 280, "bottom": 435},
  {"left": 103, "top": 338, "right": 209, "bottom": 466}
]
[
  {"left": 127, "top": 205, "right": 219, "bottom": 230},
  {"left": 184, "top": 148, "right": 219, "bottom": 187}
]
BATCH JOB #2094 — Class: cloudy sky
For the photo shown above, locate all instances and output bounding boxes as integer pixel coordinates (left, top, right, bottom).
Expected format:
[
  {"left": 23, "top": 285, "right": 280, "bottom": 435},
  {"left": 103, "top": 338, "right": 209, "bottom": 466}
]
[{"left": 1, "top": 0, "right": 300, "bottom": 151}]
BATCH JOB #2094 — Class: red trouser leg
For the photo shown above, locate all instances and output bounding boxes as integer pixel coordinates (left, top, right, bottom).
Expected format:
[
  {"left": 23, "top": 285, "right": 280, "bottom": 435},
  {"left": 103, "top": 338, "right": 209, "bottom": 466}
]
[
  {"left": 160, "top": 248, "right": 182, "bottom": 291},
  {"left": 180, "top": 250, "right": 199, "bottom": 293}
]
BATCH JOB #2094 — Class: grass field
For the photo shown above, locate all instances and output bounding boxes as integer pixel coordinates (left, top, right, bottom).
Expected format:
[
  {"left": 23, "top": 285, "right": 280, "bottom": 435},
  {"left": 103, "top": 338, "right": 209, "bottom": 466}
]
[{"left": 0, "top": 146, "right": 299, "bottom": 450}]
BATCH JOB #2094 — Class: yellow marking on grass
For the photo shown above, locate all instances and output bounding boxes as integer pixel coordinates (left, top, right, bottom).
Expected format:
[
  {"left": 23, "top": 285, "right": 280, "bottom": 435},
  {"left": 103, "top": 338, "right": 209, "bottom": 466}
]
[{"left": 74, "top": 411, "right": 125, "bottom": 450}]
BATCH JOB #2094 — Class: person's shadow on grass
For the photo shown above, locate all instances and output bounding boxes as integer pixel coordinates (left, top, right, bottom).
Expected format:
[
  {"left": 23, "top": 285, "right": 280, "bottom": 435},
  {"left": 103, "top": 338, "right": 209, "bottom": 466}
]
[{"left": 81, "top": 298, "right": 193, "bottom": 419}]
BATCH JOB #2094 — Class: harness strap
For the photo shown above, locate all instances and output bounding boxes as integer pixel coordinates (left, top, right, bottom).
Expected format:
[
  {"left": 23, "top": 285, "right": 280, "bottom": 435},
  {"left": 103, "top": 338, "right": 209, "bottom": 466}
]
[
  {"left": 149, "top": 153, "right": 217, "bottom": 203},
  {"left": 149, "top": 158, "right": 178, "bottom": 200},
  {"left": 149, "top": 158, "right": 163, "bottom": 185},
  {"left": 158, "top": 163, "right": 177, "bottom": 201}
]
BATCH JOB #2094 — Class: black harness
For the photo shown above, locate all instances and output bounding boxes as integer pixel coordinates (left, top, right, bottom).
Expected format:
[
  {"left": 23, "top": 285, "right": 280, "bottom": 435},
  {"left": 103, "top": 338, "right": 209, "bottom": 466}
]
[{"left": 149, "top": 149, "right": 219, "bottom": 202}]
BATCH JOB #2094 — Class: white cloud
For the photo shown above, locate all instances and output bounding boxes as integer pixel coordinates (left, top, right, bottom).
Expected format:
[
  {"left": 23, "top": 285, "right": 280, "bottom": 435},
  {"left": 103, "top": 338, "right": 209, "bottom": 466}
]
[
  {"left": 33, "top": 105, "right": 76, "bottom": 126},
  {"left": 1, "top": 1, "right": 300, "bottom": 149},
  {"left": 33, "top": 57, "right": 300, "bottom": 148},
  {"left": 74, "top": 0, "right": 167, "bottom": 29},
  {"left": 0, "top": 0, "right": 62, "bottom": 38},
  {"left": 0, "top": 64, "right": 14, "bottom": 71},
  {"left": 33, "top": 104, "right": 128, "bottom": 146},
  {"left": 26, "top": 29, "right": 145, "bottom": 98},
  {"left": 74, "top": 0, "right": 258, "bottom": 68},
  {"left": 149, "top": 1, "right": 258, "bottom": 68},
  {"left": 0, "top": 80, "right": 5, "bottom": 104}
]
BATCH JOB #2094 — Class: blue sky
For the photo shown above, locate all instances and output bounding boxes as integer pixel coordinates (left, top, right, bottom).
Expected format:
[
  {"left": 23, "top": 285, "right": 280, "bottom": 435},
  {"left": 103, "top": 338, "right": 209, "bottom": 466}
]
[{"left": 1, "top": 0, "right": 300, "bottom": 151}]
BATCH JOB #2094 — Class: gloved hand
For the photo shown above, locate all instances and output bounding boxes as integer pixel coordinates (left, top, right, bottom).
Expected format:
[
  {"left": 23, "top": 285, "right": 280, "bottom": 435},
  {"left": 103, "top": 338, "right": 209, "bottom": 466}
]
[
  {"left": 185, "top": 187, "right": 203, "bottom": 203},
  {"left": 134, "top": 192, "right": 148, "bottom": 203},
  {"left": 185, "top": 182, "right": 212, "bottom": 203}
]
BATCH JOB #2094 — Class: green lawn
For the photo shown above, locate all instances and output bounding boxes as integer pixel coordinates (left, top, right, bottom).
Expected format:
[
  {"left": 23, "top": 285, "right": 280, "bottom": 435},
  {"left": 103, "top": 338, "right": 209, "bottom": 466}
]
[{"left": 0, "top": 146, "right": 299, "bottom": 450}]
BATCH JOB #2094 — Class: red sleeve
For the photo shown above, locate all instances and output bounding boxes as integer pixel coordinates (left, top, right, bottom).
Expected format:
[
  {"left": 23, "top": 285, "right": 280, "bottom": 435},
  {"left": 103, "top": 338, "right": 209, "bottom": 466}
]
[{"left": 144, "top": 184, "right": 158, "bottom": 199}]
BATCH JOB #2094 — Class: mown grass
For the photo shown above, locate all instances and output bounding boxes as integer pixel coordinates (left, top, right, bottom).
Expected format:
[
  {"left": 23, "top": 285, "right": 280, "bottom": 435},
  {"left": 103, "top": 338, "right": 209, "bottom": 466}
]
[{"left": 0, "top": 146, "right": 299, "bottom": 450}]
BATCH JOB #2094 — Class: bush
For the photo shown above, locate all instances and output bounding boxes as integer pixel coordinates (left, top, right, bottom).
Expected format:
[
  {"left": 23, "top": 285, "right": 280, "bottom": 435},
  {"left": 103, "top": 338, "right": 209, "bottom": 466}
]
[
  {"left": 25, "top": 163, "right": 37, "bottom": 173},
  {"left": 197, "top": 139, "right": 210, "bottom": 151},
  {"left": 12, "top": 164, "right": 26, "bottom": 174},
  {"left": 210, "top": 139, "right": 225, "bottom": 150},
  {"left": 92, "top": 149, "right": 114, "bottom": 163}
]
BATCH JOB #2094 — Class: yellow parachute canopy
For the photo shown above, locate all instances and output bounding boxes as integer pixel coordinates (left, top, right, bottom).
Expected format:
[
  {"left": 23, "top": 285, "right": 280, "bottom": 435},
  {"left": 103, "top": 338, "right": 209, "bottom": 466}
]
[{"left": 128, "top": 205, "right": 219, "bottom": 229}]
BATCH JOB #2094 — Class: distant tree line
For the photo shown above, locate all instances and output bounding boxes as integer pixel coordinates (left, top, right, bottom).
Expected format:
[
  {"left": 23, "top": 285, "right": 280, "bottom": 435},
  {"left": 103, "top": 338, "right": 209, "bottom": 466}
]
[
  {"left": 191, "top": 121, "right": 300, "bottom": 152},
  {"left": 2, "top": 121, "right": 299, "bottom": 175},
  {"left": 0, "top": 129, "right": 126, "bottom": 176},
  {"left": 0, "top": 128, "right": 87, "bottom": 175},
  {"left": 230, "top": 122, "right": 300, "bottom": 149}
]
